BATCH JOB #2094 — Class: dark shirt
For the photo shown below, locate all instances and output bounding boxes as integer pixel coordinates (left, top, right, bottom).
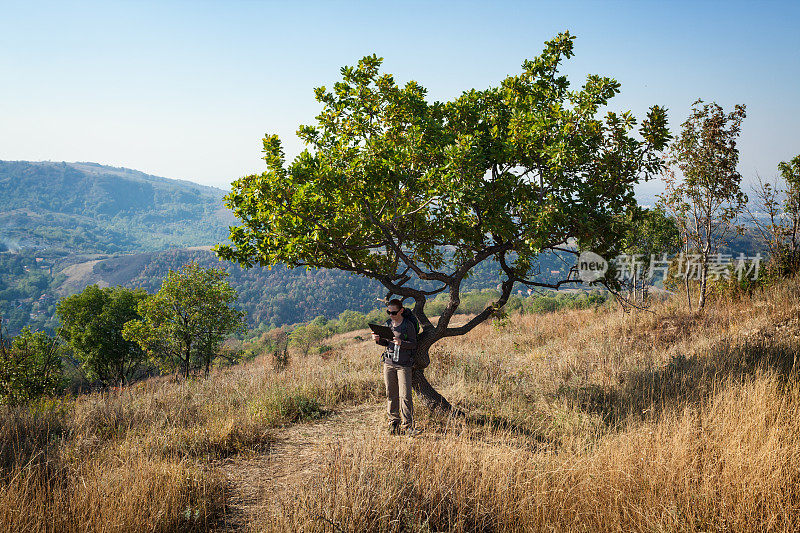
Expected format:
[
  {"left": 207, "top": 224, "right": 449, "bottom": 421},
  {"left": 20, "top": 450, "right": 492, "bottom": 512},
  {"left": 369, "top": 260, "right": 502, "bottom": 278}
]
[{"left": 375, "top": 315, "right": 417, "bottom": 367}]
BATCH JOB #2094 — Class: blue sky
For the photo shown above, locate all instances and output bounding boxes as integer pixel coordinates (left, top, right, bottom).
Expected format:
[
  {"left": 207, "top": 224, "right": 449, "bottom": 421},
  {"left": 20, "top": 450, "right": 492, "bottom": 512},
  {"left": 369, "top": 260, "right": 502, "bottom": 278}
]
[{"left": 1, "top": 0, "right": 798, "bottom": 195}]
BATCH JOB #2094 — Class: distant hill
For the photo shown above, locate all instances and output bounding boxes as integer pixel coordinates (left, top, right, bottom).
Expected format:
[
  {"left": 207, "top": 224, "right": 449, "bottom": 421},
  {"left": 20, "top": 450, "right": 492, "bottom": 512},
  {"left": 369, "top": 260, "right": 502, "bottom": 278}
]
[
  {"left": 57, "top": 248, "right": 387, "bottom": 330},
  {"left": 0, "top": 160, "right": 234, "bottom": 253}
]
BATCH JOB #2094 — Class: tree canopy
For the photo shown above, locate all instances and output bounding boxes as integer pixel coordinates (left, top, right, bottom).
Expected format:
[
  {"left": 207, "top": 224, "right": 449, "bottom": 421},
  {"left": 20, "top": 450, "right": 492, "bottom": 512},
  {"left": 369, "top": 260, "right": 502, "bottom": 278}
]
[
  {"left": 215, "top": 32, "right": 671, "bottom": 411},
  {"left": 0, "top": 325, "right": 63, "bottom": 405},
  {"left": 660, "top": 99, "right": 747, "bottom": 310},
  {"left": 57, "top": 285, "right": 148, "bottom": 386},
  {"left": 122, "top": 261, "right": 245, "bottom": 378}
]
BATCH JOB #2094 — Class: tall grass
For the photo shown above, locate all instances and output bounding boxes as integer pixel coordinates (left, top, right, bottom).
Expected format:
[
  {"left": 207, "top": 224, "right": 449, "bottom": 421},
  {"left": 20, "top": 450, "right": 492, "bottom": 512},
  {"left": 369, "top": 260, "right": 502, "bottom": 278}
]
[
  {"left": 2, "top": 277, "right": 799, "bottom": 531},
  {"left": 271, "top": 373, "right": 800, "bottom": 532},
  {"left": 261, "top": 277, "right": 800, "bottom": 531},
  {"left": 0, "top": 335, "right": 385, "bottom": 532}
]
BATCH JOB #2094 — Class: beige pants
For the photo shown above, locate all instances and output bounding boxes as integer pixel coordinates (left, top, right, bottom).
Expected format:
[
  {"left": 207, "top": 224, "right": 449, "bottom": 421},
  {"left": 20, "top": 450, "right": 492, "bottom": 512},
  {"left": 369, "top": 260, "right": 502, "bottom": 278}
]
[{"left": 383, "top": 363, "right": 413, "bottom": 430}]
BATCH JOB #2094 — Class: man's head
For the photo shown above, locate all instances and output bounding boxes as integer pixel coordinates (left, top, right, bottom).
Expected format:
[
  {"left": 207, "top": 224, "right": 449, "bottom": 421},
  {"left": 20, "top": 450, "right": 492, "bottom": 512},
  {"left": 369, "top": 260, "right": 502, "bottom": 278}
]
[{"left": 386, "top": 298, "right": 403, "bottom": 317}]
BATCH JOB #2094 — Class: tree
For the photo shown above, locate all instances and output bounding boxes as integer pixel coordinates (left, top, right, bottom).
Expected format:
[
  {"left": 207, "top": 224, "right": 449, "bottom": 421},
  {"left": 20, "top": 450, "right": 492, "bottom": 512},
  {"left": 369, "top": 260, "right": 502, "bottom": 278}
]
[
  {"left": 267, "top": 328, "right": 290, "bottom": 370},
  {"left": 0, "top": 321, "right": 63, "bottom": 405},
  {"left": 122, "top": 262, "right": 245, "bottom": 378},
  {"left": 746, "top": 155, "right": 800, "bottom": 277},
  {"left": 334, "top": 309, "right": 369, "bottom": 333},
  {"left": 616, "top": 206, "right": 681, "bottom": 303},
  {"left": 779, "top": 155, "right": 800, "bottom": 255},
  {"left": 659, "top": 99, "right": 747, "bottom": 310},
  {"left": 214, "top": 33, "right": 671, "bottom": 413},
  {"left": 57, "top": 285, "right": 148, "bottom": 386},
  {"left": 289, "top": 322, "right": 329, "bottom": 356}
]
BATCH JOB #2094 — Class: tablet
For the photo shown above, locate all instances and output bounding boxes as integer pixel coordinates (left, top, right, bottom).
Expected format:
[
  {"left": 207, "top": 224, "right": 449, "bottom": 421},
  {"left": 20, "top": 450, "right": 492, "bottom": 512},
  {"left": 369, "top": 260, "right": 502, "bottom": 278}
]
[{"left": 368, "top": 323, "right": 395, "bottom": 341}]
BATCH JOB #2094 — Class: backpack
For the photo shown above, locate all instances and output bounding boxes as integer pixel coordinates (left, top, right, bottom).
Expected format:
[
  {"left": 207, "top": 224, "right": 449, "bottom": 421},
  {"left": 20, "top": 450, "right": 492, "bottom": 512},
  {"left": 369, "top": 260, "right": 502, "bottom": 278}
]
[{"left": 401, "top": 308, "right": 430, "bottom": 369}]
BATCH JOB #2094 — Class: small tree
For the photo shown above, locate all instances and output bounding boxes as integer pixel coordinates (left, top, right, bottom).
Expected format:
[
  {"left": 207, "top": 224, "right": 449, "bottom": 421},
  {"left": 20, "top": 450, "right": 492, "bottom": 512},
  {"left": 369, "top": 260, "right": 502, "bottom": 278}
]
[
  {"left": 659, "top": 99, "right": 747, "bottom": 310},
  {"left": 746, "top": 155, "right": 800, "bottom": 277},
  {"left": 268, "top": 328, "right": 290, "bottom": 370},
  {"left": 779, "top": 155, "right": 800, "bottom": 255},
  {"left": 616, "top": 206, "right": 681, "bottom": 303},
  {"left": 0, "top": 321, "right": 63, "bottom": 405},
  {"left": 122, "top": 262, "right": 245, "bottom": 378},
  {"left": 57, "top": 285, "right": 148, "bottom": 386},
  {"left": 334, "top": 310, "right": 369, "bottom": 333},
  {"left": 289, "top": 321, "right": 329, "bottom": 356}
]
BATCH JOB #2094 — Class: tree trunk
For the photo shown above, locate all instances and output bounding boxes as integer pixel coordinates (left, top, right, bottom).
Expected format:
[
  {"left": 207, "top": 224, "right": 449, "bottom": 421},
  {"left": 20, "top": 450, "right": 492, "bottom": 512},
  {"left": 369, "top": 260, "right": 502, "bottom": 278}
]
[
  {"left": 698, "top": 261, "right": 708, "bottom": 310},
  {"left": 410, "top": 343, "right": 464, "bottom": 417},
  {"left": 411, "top": 368, "right": 459, "bottom": 413},
  {"left": 684, "top": 273, "right": 693, "bottom": 312},
  {"left": 184, "top": 343, "right": 191, "bottom": 379}
]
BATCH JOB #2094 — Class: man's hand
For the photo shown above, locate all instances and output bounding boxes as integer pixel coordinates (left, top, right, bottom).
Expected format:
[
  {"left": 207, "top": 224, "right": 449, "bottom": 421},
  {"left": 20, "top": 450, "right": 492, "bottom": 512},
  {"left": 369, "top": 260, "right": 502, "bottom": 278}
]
[
  {"left": 392, "top": 333, "right": 402, "bottom": 345},
  {"left": 371, "top": 333, "right": 381, "bottom": 342}
]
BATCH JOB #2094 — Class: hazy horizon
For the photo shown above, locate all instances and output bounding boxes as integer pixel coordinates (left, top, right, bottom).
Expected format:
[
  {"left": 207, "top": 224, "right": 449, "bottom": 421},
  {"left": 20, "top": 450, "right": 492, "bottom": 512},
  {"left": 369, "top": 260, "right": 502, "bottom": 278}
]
[{"left": 2, "top": 0, "right": 798, "bottom": 193}]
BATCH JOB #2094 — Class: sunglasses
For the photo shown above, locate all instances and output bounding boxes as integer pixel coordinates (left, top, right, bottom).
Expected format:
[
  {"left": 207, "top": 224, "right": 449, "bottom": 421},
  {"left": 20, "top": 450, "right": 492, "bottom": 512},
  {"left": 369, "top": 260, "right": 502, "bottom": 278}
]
[{"left": 386, "top": 309, "right": 401, "bottom": 315}]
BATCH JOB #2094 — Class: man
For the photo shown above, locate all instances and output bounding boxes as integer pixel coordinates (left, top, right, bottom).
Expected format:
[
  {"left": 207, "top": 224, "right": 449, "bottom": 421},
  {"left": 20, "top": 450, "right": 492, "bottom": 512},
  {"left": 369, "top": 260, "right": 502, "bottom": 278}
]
[{"left": 371, "top": 298, "right": 417, "bottom": 435}]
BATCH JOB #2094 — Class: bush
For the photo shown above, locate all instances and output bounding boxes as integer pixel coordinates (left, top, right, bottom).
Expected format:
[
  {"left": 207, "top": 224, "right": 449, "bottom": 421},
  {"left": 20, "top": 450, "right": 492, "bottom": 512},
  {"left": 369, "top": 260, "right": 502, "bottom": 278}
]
[
  {"left": 247, "top": 386, "right": 324, "bottom": 425},
  {"left": 333, "top": 310, "right": 369, "bottom": 333},
  {"left": 289, "top": 323, "right": 330, "bottom": 356},
  {"left": 709, "top": 256, "right": 769, "bottom": 301},
  {"left": 0, "top": 327, "right": 64, "bottom": 406}
]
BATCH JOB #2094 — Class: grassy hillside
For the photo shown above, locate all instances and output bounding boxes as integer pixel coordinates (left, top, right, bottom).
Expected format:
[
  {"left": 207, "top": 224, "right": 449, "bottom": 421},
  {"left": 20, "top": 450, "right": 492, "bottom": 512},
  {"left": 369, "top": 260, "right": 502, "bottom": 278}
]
[{"left": 2, "top": 275, "right": 799, "bottom": 531}]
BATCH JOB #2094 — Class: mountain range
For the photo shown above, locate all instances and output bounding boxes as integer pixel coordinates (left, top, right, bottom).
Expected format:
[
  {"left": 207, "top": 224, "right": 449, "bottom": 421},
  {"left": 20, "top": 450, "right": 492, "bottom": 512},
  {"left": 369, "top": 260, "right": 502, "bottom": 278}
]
[{"left": 0, "top": 160, "right": 234, "bottom": 253}]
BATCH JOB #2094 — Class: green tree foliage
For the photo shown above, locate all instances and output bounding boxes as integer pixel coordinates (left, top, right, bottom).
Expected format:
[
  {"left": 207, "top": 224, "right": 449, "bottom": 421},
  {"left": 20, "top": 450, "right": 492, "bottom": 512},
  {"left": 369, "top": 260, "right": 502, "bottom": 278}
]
[
  {"left": 619, "top": 207, "right": 681, "bottom": 262},
  {"left": 122, "top": 261, "right": 245, "bottom": 377},
  {"left": 214, "top": 32, "right": 671, "bottom": 412},
  {"left": 333, "top": 309, "right": 370, "bottom": 333},
  {"left": 56, "top": 285, "right": 149, "bottom": 386},
  {"left": 660, "top": 100, "right": 747, "bottom": 310},
  {"left": 289, "top": 321, "right": 330, "bottom": 356},
  {"left": 0, "top": 323, "right": 63, "bottom": 405},
  {"left": 779, "top": 155, "right": 800, "bottom": 252},
  {"left": 614, "top": 206, "right": 681, "bottom": 301}
]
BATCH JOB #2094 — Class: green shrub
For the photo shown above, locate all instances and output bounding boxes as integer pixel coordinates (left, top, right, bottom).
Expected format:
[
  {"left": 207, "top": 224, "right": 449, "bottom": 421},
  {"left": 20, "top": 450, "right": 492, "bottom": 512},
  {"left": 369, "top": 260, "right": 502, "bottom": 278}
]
[
  {"left": 247, "top": 386, "right": 324, "bottom": 425},
  {"left": 0, "top": 327, "right": 64, "bottom": 406}
]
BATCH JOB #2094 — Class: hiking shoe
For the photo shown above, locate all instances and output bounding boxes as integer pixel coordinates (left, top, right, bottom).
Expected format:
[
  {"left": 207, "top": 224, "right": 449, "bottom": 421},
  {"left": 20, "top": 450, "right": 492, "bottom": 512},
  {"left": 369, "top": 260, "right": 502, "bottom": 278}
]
[
  {"left": 403, "top": 427, "right": 421, "bottom": 437},
  {"left": 388, "top": 422, "right": 400, "bottom": 435}
]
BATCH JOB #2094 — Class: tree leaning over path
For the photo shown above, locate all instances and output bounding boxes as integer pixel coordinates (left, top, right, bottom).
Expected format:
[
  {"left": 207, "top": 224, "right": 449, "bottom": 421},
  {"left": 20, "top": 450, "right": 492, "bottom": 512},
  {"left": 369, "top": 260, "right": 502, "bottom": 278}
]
[{"left": 214, "top": 33, "right": 671, "bottom": 414}]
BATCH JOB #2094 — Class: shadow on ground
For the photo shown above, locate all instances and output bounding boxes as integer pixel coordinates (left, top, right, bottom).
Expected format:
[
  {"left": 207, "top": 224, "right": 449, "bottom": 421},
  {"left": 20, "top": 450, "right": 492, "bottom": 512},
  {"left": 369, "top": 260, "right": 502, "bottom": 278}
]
[{"left": 557, "top": 327, "right": 800, "bottom": 427}]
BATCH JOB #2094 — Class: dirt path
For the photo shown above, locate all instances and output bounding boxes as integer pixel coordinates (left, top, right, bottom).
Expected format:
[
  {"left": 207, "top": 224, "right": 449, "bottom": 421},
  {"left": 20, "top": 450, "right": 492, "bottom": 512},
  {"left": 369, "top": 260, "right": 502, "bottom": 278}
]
[{"left": 211, "top": 402, "right": 385, "bottom": 532}]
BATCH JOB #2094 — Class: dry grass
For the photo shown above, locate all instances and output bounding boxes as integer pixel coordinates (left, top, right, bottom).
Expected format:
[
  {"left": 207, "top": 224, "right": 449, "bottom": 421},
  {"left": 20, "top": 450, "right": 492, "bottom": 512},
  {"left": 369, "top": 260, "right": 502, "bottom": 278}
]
[
  {"left": 0, "top": 335, "right": 385, "bottom": 532},
  {"left": 272, "top": 374, "right": 800, "bottom": 532},
  {"left": 3, "top": 277, "right": 800, "bottom": 531},
  {"left": 263, "top": 277, "right": 800, "bottom": 532}
]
